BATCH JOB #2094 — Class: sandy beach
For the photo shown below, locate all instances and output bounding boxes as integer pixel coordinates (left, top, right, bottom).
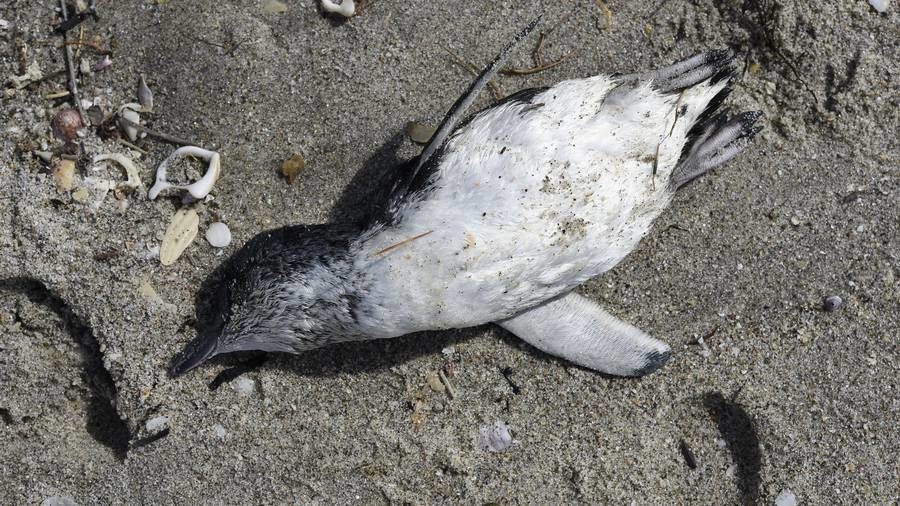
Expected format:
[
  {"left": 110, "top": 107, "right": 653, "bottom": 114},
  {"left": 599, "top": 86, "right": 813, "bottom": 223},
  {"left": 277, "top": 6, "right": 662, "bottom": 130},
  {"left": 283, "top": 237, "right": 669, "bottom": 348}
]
[{"left": 1, "top": 0, "right": 897, "bottom": 503}]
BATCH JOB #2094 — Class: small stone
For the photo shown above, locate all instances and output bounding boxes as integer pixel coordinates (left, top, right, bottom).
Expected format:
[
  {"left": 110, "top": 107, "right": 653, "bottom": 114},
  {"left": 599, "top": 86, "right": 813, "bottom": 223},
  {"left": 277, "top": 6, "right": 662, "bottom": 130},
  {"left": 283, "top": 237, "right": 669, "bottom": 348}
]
[
  {"left": 477, "top": 421, "right": 513, "bottom": 452},
  {"left": 213, "top": 424, "right": 227, "bottom": 439},
  {"left": 233, "top": 376, "right": 255, "bottom": 396},
  {"left": 823, "top": 295, "right": 842, "bottom": 312},
  {"left": 145, "top": 415, "right": 168, "bottom": 432},
  {"left": 441, "top": 345, "right": 456, "bottom": 356},
  {"left": 774, "top": 488, "right": 797, "bottom": 506},
  {"left": 41, "top": 497, "right": 78, "bottom": 506},
  {"left": 51, "top": 108, "right": 84, "bottom": 143},
  {"left": 725, "top": 463, "right": 736, "bottom": 478},
  {"left": 280, "top": 153, "right": 305, "bottom": 184},
  {"left": 205, "top": 222, "right": 232, "bottom": 248},
  {"left": 790, "top": 216, "right": 800, "bottom": 226}
]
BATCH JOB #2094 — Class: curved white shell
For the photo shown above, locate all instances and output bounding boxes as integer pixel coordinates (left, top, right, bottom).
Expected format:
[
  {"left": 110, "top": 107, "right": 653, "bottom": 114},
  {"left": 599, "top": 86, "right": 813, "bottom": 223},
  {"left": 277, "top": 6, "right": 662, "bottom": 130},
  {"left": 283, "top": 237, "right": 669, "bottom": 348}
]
[{"left": 148, "top": 146, "right": 221, "bottom": 200}]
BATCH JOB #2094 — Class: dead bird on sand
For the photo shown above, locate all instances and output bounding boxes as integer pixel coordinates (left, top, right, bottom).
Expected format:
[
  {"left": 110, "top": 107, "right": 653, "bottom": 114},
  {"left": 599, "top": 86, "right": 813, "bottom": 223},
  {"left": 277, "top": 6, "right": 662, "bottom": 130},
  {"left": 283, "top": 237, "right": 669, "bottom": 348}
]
[{"left": 170, "top": 18, "right": 762, "bottom": 378}]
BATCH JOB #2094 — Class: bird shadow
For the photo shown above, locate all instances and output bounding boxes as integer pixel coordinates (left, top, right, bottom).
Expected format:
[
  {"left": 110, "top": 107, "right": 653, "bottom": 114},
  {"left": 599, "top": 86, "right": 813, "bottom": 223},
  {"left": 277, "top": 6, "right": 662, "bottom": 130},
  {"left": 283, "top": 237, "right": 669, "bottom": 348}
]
[
  {"left": 0, "top": 277, "right": 130, "bottom": 461},
  {"left": 328, "top": 129, "right": 413, "bottom": 226},
  {"left": 702, "top": 390, "right": 763, "bottom": 505}
]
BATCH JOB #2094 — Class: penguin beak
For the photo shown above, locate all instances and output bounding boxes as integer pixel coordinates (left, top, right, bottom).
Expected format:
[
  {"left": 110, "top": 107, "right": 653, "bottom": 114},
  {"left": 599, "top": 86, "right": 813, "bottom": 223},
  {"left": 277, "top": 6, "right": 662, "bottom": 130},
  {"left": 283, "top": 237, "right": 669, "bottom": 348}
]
[{"left": 168, "top": 332, "right": 221, "bottom": 377}]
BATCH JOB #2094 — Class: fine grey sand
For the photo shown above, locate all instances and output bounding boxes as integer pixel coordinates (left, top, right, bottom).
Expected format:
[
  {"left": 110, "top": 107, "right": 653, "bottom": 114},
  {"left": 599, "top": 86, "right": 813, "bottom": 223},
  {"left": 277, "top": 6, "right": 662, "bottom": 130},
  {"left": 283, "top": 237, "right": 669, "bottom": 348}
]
[{"left": 1, "top": 0, "right": 897, "bottom": 503}]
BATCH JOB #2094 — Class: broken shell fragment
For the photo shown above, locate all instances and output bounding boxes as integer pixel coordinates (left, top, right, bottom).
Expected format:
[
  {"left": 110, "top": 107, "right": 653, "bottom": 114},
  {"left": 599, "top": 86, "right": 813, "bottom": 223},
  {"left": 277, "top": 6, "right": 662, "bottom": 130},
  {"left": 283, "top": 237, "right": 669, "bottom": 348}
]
[
  {"left": 137, "top": 74, "right": 154, "bottom": 111},
  {"left": 205, "top": 222, "right": 232, "bottom": 248},
  {"left": 118, "top": 103, "right": 142, "bottom": 141},
  {"left": 321, "top": 0, "right": 355, "bottom": 17},
  {"left": 10, "top": 60, "right": 42, "bottom": 89},
  {"left": 51, "top": 107, "right": 84, "bottom": 143},
  {"left": 280, "top": 153, "right": 305, "bottom": 184},
  {"left": 477, "top": 421, "right": 513, "bottom": 452},
  {"left": 160, "top": 208, "right": 199, "bottom": 266},
  {"left": 33, "top": 150, "right": 53, "bottom": 164},
  {"left": 52, "top": 159, "right": 76, "bottom": 191},
  {"left": 94, "top": 55, "right": 112, "bottom": 72},
  {"left": 405, "top": 121, "right": 436, "bottom": 144},
  {"left": 93, "top": 153, "right": 143, "bottom": 190},
  {"left": 148, "top": 146, "right": 222, "bottom": 200}
]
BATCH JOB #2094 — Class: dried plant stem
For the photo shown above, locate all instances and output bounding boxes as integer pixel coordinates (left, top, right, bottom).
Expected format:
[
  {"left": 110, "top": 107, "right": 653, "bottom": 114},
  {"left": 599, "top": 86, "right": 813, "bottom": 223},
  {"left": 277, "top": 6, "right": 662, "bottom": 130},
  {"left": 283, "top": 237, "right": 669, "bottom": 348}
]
[
  {"left": 118, "top": 117, "right": 195, "bottom": 147},
  {"left": 372, "top": 230, "right": 433, "bottom": 257},
  {"left": 58, "top": 0, "right": 87, "bottom": 125},
  {"left": 500, "top": 53, "right": 572, "bottom": 76},
  {"left": 447, "top": 51, "right": 504, "bottom": 101}
]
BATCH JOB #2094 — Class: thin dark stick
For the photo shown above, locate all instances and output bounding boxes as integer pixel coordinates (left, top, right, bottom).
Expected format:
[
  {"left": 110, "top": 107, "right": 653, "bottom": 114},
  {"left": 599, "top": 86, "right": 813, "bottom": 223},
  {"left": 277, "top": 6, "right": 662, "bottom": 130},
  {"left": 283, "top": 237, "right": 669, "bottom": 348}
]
[
  {"left": 500, "top": 53, "right": 571, "bottom": 76},
  {"left": 58, "top": 0, "right": 87, "bottom": 125},
  {"left": 118, "top": 117, "right": 196, "bottom": 147}
]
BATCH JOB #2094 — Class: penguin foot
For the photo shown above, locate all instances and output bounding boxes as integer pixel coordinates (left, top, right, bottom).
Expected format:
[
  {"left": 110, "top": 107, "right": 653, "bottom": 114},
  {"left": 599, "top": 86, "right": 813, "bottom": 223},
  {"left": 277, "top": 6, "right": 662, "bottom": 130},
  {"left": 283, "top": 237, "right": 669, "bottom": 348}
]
[{"left": 496, "top": 292, "right": 671, "bottom": 377}]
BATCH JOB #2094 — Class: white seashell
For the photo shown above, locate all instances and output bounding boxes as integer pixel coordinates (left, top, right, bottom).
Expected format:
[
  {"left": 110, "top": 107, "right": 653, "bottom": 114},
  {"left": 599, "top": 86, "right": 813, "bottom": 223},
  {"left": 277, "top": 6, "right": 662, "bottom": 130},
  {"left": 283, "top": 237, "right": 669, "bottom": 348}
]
[
  {"left": 148, "top": 146, "right": 222, "bottom": 200},
  {"left": 321, "top": 0, "right": 355, "bottom": 17},
  {"left": 477, "top": 421, "right": 513, "bottom": 452},
  {"left": 159, "top": 208, "right": 199, "bottom": 266},
  {"left": 205, "top": 222, "right": 232, "bottom": 248}
]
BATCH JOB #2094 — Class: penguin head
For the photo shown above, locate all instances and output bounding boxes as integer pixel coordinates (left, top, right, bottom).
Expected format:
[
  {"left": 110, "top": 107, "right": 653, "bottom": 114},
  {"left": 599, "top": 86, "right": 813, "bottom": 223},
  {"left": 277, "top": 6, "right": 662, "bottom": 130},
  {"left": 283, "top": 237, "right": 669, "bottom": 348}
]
[{"left": 169, "top": 224, "right": 360, "bottom": 376}]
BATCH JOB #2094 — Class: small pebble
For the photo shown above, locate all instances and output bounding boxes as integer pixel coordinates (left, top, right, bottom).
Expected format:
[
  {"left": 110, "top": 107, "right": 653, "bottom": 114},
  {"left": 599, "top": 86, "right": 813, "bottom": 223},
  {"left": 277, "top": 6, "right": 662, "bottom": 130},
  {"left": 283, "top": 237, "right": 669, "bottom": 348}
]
[
  {"left": 94, "top": 54, "right": 112, "bottom": 72},
  {"left": 71, "top": 187, "right": 90, "bottom": 203},
  {"left": 477, "top": 421, "right": 513, "bottom": 452},
  {"left": 41, "top": 497, "right": 78, "bottom": 506},
  {"left": 823, "top": 295, "right": 842, "bottom": 312},
  {"left": 774, "top": 488, "right": 797, "bottom": 506},
  {"left": 213, "top": 424, "right": 227, "bottom": 439},
  {"left": 51, "top": 108, "right": 83, "bottom": 143},
  {"left": 725, "top": 463, "right": 737, "bottom": 478},
  {"left": 206, "top": 222, "right": 232, "bottom": 248},
  {"left": 145, "top": 415, "right": 168, "bottom": 433},
  {"left": 233, "top": 376, "right": 255, "bottom": 396},
  {"left": 280, "top": 153, "right": 305, "bottom": 184}
]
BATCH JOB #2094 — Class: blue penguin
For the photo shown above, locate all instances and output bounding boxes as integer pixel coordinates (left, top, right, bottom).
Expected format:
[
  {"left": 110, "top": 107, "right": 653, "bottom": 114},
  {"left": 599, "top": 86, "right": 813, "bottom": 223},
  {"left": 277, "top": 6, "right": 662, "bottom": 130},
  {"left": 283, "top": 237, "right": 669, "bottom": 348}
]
[{"left": 170, "top": 19, "right": 761, "bottom": 377}]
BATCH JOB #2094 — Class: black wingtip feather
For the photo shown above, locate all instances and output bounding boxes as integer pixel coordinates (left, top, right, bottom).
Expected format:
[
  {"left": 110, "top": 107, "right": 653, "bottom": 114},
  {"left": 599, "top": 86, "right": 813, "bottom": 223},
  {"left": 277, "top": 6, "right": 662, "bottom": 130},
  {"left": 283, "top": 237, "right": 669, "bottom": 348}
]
[{"left": 677, "top": 82, "right": 735, "bottom": 167}]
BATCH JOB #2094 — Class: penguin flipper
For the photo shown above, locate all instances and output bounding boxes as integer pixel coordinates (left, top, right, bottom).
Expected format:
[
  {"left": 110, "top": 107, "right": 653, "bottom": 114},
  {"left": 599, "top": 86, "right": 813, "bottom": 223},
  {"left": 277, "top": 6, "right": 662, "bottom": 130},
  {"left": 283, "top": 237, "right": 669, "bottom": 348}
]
[{"left": 496, "top": 292, "right": 671, "bottom": 377}]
